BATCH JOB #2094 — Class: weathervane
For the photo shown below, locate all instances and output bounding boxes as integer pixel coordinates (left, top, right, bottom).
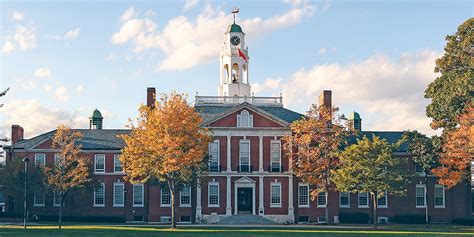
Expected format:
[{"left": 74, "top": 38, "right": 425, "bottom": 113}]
[{"left": 231, "top": 7, "right": 239, "bottom": 24}]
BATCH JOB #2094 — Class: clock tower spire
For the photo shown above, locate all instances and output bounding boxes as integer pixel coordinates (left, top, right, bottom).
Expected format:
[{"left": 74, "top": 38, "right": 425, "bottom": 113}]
[{"left": 218, "top": 8, "right": 251, "bottom": 97}]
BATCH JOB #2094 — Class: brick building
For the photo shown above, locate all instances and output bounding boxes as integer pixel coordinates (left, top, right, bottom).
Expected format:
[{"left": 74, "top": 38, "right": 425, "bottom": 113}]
[{"left": 2, "top": 19, "right": 473, "bottom": 224}]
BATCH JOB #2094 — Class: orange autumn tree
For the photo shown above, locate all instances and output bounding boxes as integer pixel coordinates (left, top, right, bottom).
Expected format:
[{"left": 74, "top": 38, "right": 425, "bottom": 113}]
[
  {"left": 284, "top": 104, "right": 347, "bottom": 224},
  {"left": 120, "top": 92, "right": 212, "bottom": 228},
  {"left": 433, "top": 104, "right": 474, "bottom": 188}
]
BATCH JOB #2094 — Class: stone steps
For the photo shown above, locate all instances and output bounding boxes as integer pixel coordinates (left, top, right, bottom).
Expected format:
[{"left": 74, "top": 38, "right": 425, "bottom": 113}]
[{"left": 217, "top": 214, "right": 277, "bottom": 225}]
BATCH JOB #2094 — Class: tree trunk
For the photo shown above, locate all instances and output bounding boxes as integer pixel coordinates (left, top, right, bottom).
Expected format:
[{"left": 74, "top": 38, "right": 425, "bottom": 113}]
[
  {"left": 171, "top": 190, "right": 176, "bottom": 229},
  {"left": 372, "top": 192, "right": 378, "bottom": 229},
  {"left": 59, "top": 193, "right": 63, "bottom": 229},
  {"left": 325, "top": 191, "right": 329, "bottom": 224},
  {"left": 425, "top": 175, "right": 429, "bottom": 229}
]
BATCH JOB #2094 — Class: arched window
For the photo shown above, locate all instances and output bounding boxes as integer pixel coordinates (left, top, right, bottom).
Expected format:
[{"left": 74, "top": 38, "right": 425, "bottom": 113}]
[
  {"left": 242, "top": 64, "right": 248, "bottom": 84},
  {"left": 237, "top": 110, "right": 253, "bottom": 127},
  {"left": 231, "top": 63, "right": 239, "bottom": 83},
  {"left": 222, "top": 64, "right": 229, "bottom": 84}
]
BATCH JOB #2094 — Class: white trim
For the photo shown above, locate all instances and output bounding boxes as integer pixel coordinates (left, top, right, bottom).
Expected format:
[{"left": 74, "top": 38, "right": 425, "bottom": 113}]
[
  {"left": 209, "top": 140, "right": 220, "bottom": 172},
  {"left": 239, "top": 139, "right": 251, "bottom": 172},
  {"left": 234, "top": 179, "right": 256, "bottom": 215},
  {"left": 94, "top": 154, "right": 105, "bottom": 173},
  {"left": 113, "top": 182, "right": 125, "bottom": 207},
  {"left": 34, "top": 154, "right": 45, "bottom": 168},
  {"left": 160, "top": 188, "right": 171, "bottom": 207},
  {"left": 211, "top": 129, "right": 291, "bottom": 137},
  {"left": 93, "top": 182, "right": 105, "bottom": 207},
  {"left": 377, "top": 192, "right": 388, "bottom": 208},
  {"left": 33, "top": 193, "right": 45, "bottom": 207},
  {"left": 317, "top": 192, "right": 327, "bottom": 208},
  {"left": 339, "top": 192, "right": 350, "bottom": 208},
  {"left": 298, "top": 183, "right": 309, "bottom": 208},
  {"left": 416, "top": 184, "right": 427, "bottom": 208},
  {"left": 113, "top": 154, "right": 123, "bottom": 173},
  {"left": 53, "top": 192, "right": 65, "bottom": 207},
  {"left": 358, "top": 192, "right": 369, "bottom": 208},
  {"left": 434, "top": 184, "right": 445, "bottom": 208},
  {"left": 208, "top": 182, "right": 220, "bottom": 207},
  {"left": 270, "top": 182, "right": 282, "bottom": 208},
  {"left": 180, "top": 186, "right": 191, "bottom": 207},
  {"left": 132, "top": 184, "right": 144, "bottom": 207},
  {"left": 270, "top": 140, "right": 281, "bottom": 172}
]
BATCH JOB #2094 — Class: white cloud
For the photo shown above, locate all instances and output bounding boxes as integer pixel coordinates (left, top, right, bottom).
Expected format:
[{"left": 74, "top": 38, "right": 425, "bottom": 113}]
[
  {"left": 183, "top": 0, "right": 199, "bottom": 12},
  {"left": 13, "top": 25, "right": 37, "bottom": 49},
  {"left": 64, "top": 28, "right": 80, "bottom": 40},
  {"left": 35, "top": 67, "right": 52, "bottom": 79},
  {"left": 255, "top": 50, "right": 441, "bottom": 135},
  {"left": 12, "top": 11, "right": 23, "bottom": 21},
  {"left": 75, "top": 85, "right": 84, "bottom": 94},
  {"left": 318, "top": 47, "right": 326, "bottom": 55},
  {"left": 43, "top": 84, "right": 51, "bottom": 92},
  {"left": 144, "top": 9, "right": 156, "bottom": 17},
  {"left": 111, "top": 3, "right": 316, "bottom": 71},
  {"left": 54, "top": 86, "right": 69, "bottom": 102},
  {"left": 106, "top": 53, "right": 119, "bottom": 61},
  {"left": 121, "top": 6, "right": 137, "bottom": 22},
  {"left": 2, "top": 41, "right": 16, "bottom": 53},
  {"left": 0, "top": 100, "right": 88, "bottom": 138}
]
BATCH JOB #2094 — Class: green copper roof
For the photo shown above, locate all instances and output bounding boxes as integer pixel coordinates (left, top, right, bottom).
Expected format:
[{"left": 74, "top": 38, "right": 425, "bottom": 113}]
[
  {"left": 227, "top": 24, "right": 243, "bottom": 33},
  {"left": 348, "top": 111, "right": 361, "bottom": 120},
  {"left": 91, "top": 109, "right": 103, "bottom": 119}
]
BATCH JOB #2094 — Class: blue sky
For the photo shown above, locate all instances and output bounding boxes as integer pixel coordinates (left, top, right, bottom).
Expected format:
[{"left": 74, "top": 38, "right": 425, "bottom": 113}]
[{"left": 0, "top": 0, "right": 472, "bottom": 138}]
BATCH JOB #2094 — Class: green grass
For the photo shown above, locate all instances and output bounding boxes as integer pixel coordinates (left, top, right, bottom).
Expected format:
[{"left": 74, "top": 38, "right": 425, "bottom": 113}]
[{"left": 0, "top": 225, "right": 473, "bottom": 237}]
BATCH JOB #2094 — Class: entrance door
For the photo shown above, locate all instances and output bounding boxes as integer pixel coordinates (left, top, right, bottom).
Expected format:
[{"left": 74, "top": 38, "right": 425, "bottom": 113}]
[{"left": 237, "top": 187, "right": 252, "bottom": 214}]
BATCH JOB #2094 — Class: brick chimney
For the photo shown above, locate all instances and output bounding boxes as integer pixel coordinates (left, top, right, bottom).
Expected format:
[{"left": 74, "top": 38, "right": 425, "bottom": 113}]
[
  {"left": 11, "top": 125, "right": 24, "bottom": 144},
  {"left": 319, "top": 90, "right": 332, "bottom": 109},
  {"left": 147, "top": 87, "right": 156, "bottom": 108}
]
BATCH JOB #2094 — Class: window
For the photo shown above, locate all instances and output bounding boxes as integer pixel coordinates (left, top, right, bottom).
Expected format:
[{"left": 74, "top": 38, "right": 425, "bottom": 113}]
[
  {"left": 208, "top": 183, "right": 219, "bottom": 207},
  {"left": 415, "top": 163, "right": 425, "bottom": 175},
  {"left": 317, "top": 192, "right": 327, "bottom": 207},
  {"left": 133, "top": 184, "right": 144, "bottom": 207},
  {"left": 270, "top": 141, "right": 281, "bottom": 172},
  {"left": 94, "top": 183, "right": 105, "bottom": 207},
  {"left": 180, "top": 186, "right": 191, "bottom": 207},
  {"left": 113, "top": 182, "right": 124, "bottom": 207},
  {"left": 53, "top": 192, "right": 64, "bottom": 207},
  {"left": 237, "top": 110, "right": 253, "bottom": 128},
  {"left": 34, "top": 154, "right": 45, "bottom": 168},
  {"left": 271, "top": 183, "right": 281, "bottom": 207},
  {"left": 209, "top": 141, "right": 219, "bottom": 172},
  {"left": 33, "top": 193, "right": 45, "bottom": 207},
  {"left": 161, "top": 188, "right": 171, "bottom": 207},
  {"left": 94, "top": 154, "right": 105, "bottom": 173},
  {"left": 114, "top": 154, "right": 123, "bottom": 173},
  {"left": 239, "top": 140, "right": 250, "bottom": 172},
  {"left": 434, "top": 185, "right": 445, "bottom": 208},
  {"left": 416, "top": 184, "right": 426, "bottom": 207},
  {"left": 358, "top": 192, "right": 369, "bottom": 208},
  {"left": 377, "top": 192, "right": 388, "bottom": 208},
  {"left": 339, "top": 192, "right": 350, "bottom": 208},
  {"left": 298, "top": 183, "right": 309, "bottom": 207},
  {"left": 54, "top": 154, "right": 61, "bottom": 166}
]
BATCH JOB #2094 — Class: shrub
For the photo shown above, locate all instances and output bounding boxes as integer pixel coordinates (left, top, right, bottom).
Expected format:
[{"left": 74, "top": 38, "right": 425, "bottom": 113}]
[
  {"left": 392, "top": 214, "right": 430, "bottom": 224},
  {"left": 0, "top": 212, "right": 23, "bottom": 218},
  {"left": 36, "top": 215, "right": 124, "bottom": 223},
  {"left": 338, "top": 212, "right": 370, "bottom": 224},
  {"left": 452, "top": 218, "right": 474, "bottom": 226}
]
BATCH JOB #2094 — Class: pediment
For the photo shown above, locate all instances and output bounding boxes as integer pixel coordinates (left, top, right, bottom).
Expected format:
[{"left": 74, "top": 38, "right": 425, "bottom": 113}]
[{"left": 234, "top": 176, "right": 256, "bottom": 183}]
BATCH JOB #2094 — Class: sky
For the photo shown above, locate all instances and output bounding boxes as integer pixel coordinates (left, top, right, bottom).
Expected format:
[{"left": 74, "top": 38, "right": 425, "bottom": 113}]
[{"left": 0, "top": 0, "right": 472, "bottom": 140}]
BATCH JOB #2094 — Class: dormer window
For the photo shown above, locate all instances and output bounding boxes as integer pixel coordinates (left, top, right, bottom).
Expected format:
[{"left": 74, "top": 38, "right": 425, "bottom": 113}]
[{"left": 237, "top": 110, "right": 253, "bottom": 127}]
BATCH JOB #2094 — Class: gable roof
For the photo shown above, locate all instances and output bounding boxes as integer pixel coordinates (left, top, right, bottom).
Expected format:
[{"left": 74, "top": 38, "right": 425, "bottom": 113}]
[{"left": 347, "top": 131, "right": 407, "bottom": 152}]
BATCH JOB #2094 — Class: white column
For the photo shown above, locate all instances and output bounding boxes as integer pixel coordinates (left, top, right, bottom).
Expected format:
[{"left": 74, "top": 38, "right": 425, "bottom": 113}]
[
  {"left": 226, "top": 176, "right": 232, "bottom": 215},
  {"left": 288, "top": 138, "right": 293, "bottom": 172},
  {"left": 258, "top": 176, "right": 264, "bottom": 215},
  {"left": 288, "top": 176, "right": 295, "bottom": 220},
  {"left": 227, "top": 135, "right": 232, "bottom": 172},
  {"left": 259, "top": 135, "right": 263, "bottom": 172},
  {"left": 196, "top": 182, "right": 202, "bottom": 217}
]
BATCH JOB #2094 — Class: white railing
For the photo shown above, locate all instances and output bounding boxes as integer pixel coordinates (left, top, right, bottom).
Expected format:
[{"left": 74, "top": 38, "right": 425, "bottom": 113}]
[{"left": 195, "top": 95, "right": 283, "bottom": 106}]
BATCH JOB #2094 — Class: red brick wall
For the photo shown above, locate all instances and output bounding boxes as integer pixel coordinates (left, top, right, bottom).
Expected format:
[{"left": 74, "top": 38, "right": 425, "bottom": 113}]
[{"left": 209, "top": 109, "right": 282, "bottom": 127}]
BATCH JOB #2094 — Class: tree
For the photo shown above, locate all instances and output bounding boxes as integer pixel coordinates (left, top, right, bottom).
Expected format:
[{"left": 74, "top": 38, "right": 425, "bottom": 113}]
[
  {"left": 332, "top": 136, "right": 409, "bottom": 229},
  {"left": 402, "top": 130, "right": 440, "bottom": 228},
  {"left": 43, "top": 124, "right": 92, "bottom": 229},
  {"left": 120, "top": 92, "right": 212, "bottom": 228},
  {"left": 284, "top": 105, "right": 347, "bottom": 224},
  {"left": 433, "top": 104, "right": 473, "bottom": 188},
  {"left": 424, "top": 18, "right": 473, "bottom": 130}
]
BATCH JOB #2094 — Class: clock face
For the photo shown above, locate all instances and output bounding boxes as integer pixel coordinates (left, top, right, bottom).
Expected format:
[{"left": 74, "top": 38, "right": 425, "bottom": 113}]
[{"left": 230, "top": 36, "right": 240, "bottom": 46}]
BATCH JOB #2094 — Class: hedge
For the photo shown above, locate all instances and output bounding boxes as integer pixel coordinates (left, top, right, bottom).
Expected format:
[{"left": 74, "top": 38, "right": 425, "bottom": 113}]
[
  {"left": 452, "top": 218, "right": 474, "bottom": 226},
  {"left": 392, "top": 214, "right": 430, "bottom": 224},
  {"left": 338, "top": 212, "right": 370, "bottom": 224},
  {"left": 36, "top": 215, "right": 124, "bottom": 223}
]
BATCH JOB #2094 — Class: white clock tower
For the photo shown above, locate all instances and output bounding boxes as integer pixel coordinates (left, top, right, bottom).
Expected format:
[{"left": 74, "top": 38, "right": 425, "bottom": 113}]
[{"left": 218, "top": 9, "right": 251, "bottom": 97}]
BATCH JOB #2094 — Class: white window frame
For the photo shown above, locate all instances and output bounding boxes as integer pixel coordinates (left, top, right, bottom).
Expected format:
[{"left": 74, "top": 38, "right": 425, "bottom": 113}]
[
  {"left": 239, "top": 140, "right": 250, "bottom": 172},
  {"left": 113, "top": 182, "right": 125, "bottom": 207},
  {"left": 180, "top": 186, "right": 191, "bottom": 207},
  {"left": 34, "top": 154, "right": 46, "bottom": 168},
  {"left": 298, "top": 183, "right": 309, "bottom": 208},
  {"left": 208, "top": 182, "right": 220, "bottom": 207},
  {"left": 113, "top": 154, "right": 123, "bottom": 173},
  {"left": 160, "top": 188, "right": 171, "bottom": 207},
  {"left": 93, "top": 182, "right": 105, "bottom": 207},
  {"left": 132, "top": 184, "right": 144, "bottom": 207},
  {"left": 94, "top": 154, "right": 105, "bottom": 173},
  {"left": 237, "top": 110, "right": 253, "bottom": 128},
  {"left": 53, "top": 192, "right": 65, "bottom": 207},
  {"left": 339, "top": 192, "right": 350, "bottom": 208},
  {"left": 33, "top": 193, "right": 45, "bottom": 207},
  {"left": 358, "top": 192, "right": 369, "bottom": 208},
  {"left": 415, "top": 163, "right": 426, "bottom": 176},
  {"left": 209, "top": 140, "right": 220, "bottom": 172},
  {"left": 416, "top": 184, "right": 427, "bottom": 208},
  {"left": 317, "top": 192, "right": 327, "bottom": 208},
  {"left": 377, "top": 192, "right": 388, "bottom": 208},
  {"left": 434, "top": 184, "right": 445, "bottom": 208},
  {"left": 270, "top": 140, "right": 281, "bottom": 172},
  {"left": 270, "top": 182, "right": 282, "bottom": 207}
]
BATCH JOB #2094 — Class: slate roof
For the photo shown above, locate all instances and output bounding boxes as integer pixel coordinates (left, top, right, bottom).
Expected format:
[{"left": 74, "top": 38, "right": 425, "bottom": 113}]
[{"left": 346, "top": 131, "right": 407, "bottom": 152}]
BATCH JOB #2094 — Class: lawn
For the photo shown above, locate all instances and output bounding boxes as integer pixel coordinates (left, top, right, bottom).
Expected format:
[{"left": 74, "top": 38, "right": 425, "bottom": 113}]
[{"left": 0, "top": 225, "right": 473, "bottom": 237}]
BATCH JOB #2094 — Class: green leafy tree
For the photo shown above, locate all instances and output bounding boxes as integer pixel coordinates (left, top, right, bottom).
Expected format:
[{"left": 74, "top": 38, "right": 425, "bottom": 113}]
[
  {"left": 332, "top": 136, "right": 409, "bottom": 229},
  {"left": 425, "top": 18, "right": 474, "bottom": 130},
  {"left": 402, "top": 130, "right": 440, "bottom": 228}
]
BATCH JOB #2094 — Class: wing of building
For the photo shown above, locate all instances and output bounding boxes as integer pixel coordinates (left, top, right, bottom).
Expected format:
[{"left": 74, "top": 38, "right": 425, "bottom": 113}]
[{"left": 2, "top": 16, "right": 472, "bottom": 224}]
